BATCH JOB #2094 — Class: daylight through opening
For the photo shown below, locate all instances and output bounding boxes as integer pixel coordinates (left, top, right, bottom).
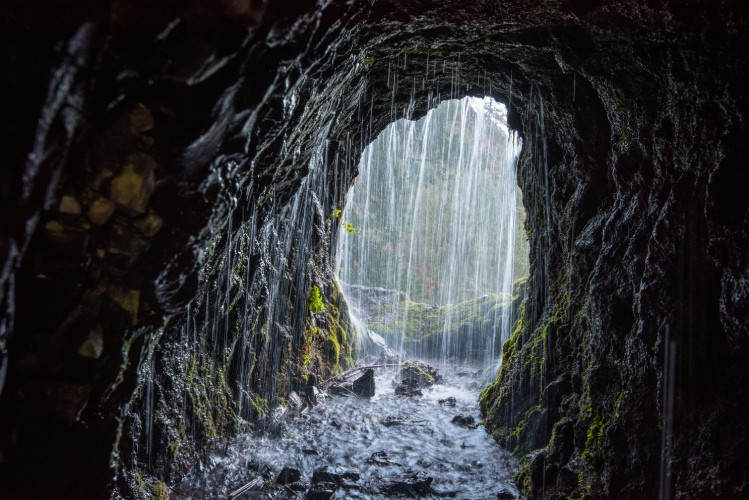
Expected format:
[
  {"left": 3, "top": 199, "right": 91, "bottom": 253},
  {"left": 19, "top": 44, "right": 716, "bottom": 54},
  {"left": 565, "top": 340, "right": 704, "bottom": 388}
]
[{"left": 335, "top": 96, "right": 528, "bottom": 377}]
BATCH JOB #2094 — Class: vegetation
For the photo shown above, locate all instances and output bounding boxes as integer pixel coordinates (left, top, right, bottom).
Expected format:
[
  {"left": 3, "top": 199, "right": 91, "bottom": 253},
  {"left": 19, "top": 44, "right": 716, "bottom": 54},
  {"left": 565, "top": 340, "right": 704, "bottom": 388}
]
[{"left": 308, "top": 284, "right": 325, "bottom": 314}]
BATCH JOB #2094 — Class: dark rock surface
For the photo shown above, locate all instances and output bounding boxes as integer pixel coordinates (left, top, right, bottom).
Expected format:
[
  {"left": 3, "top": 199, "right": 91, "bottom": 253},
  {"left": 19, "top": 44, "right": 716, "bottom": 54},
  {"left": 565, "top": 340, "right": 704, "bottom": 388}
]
[
  {"left": 0, "top": 0, "right": 746, "bottom": 498},
  {"left": 451, "top": 415, "right": 477, "bottom": 429},
  {"left": 383, "top": 474, "right": 434, "bottom": 497},
  {"left": 277, "top": 466, "right": 302, "bottom": 485},
  {"left": 439, "top": 397, "right": 457, "bottom": 407},
  {"left": 352, "top": 368, "right": 376, "bottom": 397}
]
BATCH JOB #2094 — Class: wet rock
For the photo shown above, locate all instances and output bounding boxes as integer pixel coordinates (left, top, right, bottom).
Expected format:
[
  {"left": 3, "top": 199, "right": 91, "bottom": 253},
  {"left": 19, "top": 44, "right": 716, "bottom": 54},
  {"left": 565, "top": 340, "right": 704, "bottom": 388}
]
[
  {"left": 134, "top": 210, "right": 163, "bottom": 237},
  {"left": 366, "top": 450, "right": 393, "bottom": 466},
  {"left": 341, "top": 472, "right": 360, "bottom": 482},
  {"left": 302, "top": 448, "right": 319, "bottom": 456},
  {"left": 128, "top": 103, "right": 154, "bottom": 134},
  {"left": 77, "top": 325, "right": 104, "bottom": 359},
  {"left": 395, "top": 380, "right": 423, "bottom": 397},
  {"left": 109, "top": 153, "right": 156, "bottom": 215},
  {"left": 398, "top": 362, "right": 442, "bottom": 388},
  {"left": 107, "top": 286, "right": 140, "bottom": 326},
  {"left": 496, "top": 487, "right": 517, "bottom": 499},
  {"left": 451, "top": 415, "right": 477, "bottom": 428},
  {"left": 556, "top": 464, "right": 578, "bottom": 493},
  {"left": 288, "top": 391, "right": 304, "bottom": 409},
  {"left": 268, "top": 406, "right": 288, "bottom": 436},
  {"left": 438, "top": 397, "right": 457, "bottom": 407},
  {"left": 312, "top": 467, "right": 348, "bottom": 486},
  {"left": 304, "top": 374, "right": 321, "bottom": 407},
  {"left": 352, "top": 368, "right": 375, "bottom": 397},
  {"left": 87, "top": 197, "right": 116, "bottom": 226},
  {"left": 276, "top": 467, "right": 301, "bottom": 485},
  {"left": 306, "top": 483, "right": 336, "bottom": 500},
  {"left": 247, "top": 461, "right": 273, "bottom": 479},
  {"left": 381, "top": 416, "right": 404, "bottom": 427},
  {"left": 59, "top": 195, "right": 81, "bottom": 215},
  {"left": 383, "top": 474, "right": 433, "bottom": 497}
]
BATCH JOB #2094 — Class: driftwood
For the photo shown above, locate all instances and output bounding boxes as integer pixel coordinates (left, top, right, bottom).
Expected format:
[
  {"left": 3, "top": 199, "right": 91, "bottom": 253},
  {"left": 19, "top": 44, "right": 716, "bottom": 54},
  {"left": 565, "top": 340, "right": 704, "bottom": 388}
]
[
  {"left": 227, "top": 477, "right": 261, "bottom": 499},
  {"left": 320, "top": 363, "right": 403, "bottom": 389}
]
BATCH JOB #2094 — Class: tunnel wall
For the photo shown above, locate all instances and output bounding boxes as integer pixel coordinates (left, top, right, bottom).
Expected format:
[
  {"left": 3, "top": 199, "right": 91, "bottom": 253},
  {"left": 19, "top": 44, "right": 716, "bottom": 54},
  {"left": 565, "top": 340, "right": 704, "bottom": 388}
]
[{"left": 1, "top": 1, "right": 747, "bottom": 497}]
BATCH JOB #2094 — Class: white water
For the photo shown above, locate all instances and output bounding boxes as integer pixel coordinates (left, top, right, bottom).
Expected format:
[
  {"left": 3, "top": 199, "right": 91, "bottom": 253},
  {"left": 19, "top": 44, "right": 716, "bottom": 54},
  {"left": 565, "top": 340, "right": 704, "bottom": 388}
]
[{"left": 335, "top": 97, "right": 524, "bottom": 371}]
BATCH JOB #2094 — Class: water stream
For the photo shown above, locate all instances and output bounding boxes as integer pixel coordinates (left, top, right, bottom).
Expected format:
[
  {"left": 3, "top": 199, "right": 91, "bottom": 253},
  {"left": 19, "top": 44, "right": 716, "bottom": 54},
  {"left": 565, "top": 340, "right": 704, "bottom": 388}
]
[{"left": 180, "top": 366, "right": 518, "bottom": 499}]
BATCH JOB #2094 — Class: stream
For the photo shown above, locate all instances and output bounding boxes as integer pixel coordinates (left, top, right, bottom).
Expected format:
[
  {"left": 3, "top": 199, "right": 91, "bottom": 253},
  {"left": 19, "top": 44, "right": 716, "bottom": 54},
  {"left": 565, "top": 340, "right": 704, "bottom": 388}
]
[{"left": 180, "top": 364, "right": 519, "bottom": 499}]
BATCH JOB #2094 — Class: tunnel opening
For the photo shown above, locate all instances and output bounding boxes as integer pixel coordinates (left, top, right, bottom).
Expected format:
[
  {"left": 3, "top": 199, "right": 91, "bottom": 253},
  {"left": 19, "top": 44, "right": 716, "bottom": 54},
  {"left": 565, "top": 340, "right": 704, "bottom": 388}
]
[{"left": 334, "top": 96, "right": 529, "bottom": 378}]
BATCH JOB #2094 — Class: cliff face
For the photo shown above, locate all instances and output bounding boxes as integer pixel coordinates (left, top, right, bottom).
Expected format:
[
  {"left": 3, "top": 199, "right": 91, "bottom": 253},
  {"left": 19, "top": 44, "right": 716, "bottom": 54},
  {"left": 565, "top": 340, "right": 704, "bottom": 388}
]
[{"left": 0, "top": 1, "right": 747, "bottom": 497}]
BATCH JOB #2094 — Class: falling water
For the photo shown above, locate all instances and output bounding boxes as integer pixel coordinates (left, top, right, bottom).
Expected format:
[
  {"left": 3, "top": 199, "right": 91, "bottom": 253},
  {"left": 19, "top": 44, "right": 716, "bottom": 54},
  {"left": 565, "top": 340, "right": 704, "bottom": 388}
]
[
  {"left": 174, "top": 97, "right": 523, "bottom": 498},
  {"left": 335, "top": 96, "right": 524, "bottom": 372}
]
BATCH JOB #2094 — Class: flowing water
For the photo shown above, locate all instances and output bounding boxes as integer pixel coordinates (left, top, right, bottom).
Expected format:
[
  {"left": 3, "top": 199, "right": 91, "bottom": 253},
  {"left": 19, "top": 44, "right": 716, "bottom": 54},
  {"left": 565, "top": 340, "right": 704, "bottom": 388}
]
[{"left": 180, "top": 367, "right": 518, "bottom": 499}]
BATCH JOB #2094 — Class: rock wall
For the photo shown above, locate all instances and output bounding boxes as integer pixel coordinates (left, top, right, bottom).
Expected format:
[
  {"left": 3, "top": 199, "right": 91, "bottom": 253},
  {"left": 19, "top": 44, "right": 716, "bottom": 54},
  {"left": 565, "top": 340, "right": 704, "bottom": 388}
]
[{"left": 1, "top": 1, "right": 747, "bottom": 498}]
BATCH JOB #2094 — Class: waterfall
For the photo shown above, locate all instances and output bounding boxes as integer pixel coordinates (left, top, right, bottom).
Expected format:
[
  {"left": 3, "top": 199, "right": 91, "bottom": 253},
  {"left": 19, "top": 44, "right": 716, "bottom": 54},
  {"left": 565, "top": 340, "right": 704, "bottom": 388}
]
[{"left": 335, "top": 97, "right": 524, "bottom": 371}]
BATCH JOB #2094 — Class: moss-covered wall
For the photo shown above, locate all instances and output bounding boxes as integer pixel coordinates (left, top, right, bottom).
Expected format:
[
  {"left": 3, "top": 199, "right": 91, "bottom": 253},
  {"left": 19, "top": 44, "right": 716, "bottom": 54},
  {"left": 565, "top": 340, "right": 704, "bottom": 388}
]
[{"left": 0, "top": 1, "right": 747, "bottom": 498}]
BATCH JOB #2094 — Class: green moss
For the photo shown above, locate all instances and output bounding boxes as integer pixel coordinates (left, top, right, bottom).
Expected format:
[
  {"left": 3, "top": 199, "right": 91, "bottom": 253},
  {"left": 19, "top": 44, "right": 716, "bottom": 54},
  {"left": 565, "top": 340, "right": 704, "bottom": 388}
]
[
  {"left": 134, "top": 471, "right": 169, "bottom": 500},
  {"left": 183, "top": 352, "right": 237, "bottom": 441},
  {"left": 251, "top": 394, "right": 268, "bottom": 419},
  {"left": 309, "top": 285, "right": 324, "bottom": 314},
  {"left": 324, "top": 331, "right": 341, "bottom": 367}
]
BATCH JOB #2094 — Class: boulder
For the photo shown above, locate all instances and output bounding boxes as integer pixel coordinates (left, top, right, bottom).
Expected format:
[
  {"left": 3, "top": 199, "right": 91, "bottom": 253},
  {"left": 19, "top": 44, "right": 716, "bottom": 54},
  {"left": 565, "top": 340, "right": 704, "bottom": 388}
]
[
  {"left": 383, "top": 475, "right": 433, "bottom": 497},
  {"left": 277, "top": 467, "right": 301, "bottom": 485},
  {"left": 451, "top": 415, "right": 477, "bottom": 429},
  {"left": 352, "top": 368, "right": 375, "bottom": 398}
]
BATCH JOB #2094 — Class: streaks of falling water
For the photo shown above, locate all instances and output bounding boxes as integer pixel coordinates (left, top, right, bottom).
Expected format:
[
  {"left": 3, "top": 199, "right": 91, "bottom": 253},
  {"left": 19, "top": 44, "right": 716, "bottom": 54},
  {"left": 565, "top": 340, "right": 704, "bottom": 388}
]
[
  {"left": 335, "top": 96, "right": 524, "bottom": 374},
  {"left": 659, "top": 325, "right": 676, "bottom": 500}
]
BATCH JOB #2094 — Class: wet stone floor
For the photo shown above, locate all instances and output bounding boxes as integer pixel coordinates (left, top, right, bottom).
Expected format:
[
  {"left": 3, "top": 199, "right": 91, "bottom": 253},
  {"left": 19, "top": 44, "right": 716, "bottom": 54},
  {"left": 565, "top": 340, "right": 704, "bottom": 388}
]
[{"left": 180, "top": 365, "right": 519, "bottom": 499}]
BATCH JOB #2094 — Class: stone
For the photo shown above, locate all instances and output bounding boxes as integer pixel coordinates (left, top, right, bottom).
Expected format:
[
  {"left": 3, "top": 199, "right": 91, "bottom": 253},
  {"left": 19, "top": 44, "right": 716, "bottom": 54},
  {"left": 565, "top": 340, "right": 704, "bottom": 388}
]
[
  {"left": 438, "top": 397, "right": 457, "bottom": 407},
  {"left": 107, "top": 286, "right": 140, "bottom": 326},
  {"left": 351, "top": 368, "right": 375, "bottom": 398},
  {"left": 276, "top": 466, "right": 301, "bottom": 485},
  {"left": 451, "top": 415, "right": 476, "bottom": 428},
  {"left": 312, "top": 468, "right": 343, "bottom": 486},
  {"left": 383, "top": 475, "right": 433, "bottom": 497},
  {"left": 381, "top": 416, "right": 404, "bottom": 427},
  {"left": 398, "top": 362, "right": 441, "bottom": 388},
  {"left": 77, "top": 325, "right": 104, "bottom": 359},
  {"left": 288, "top": 391, "right": 303, "bottom": 408},
  {"left": 496, "top": 487, "right": 517, "bottom": 499},
  {"left": 134, "top": 210, "right": 163, "bottom": 237},
  {"left": 305, "top": 483, "right": 336, "bottom": 500},
  {"left": 366, "top": 450, "right": 393, "bottom": 466},
  {"left": 109, "top": 153, "right": 157, "bottom": 214},
  {"left": 59, "top": 195, "right": 81, "bottom": 215},
  {"left": 87, "top": 197, "right": 116, "bottom": 226},
  {"left": 128, "top": 103, "right": 154, "bottom": 134},
  {"left": 43, "top": 220, "right": 88, "bottom": 257},
  {"left": 395, "top": 380, "right": 423, "bottom": 397}
]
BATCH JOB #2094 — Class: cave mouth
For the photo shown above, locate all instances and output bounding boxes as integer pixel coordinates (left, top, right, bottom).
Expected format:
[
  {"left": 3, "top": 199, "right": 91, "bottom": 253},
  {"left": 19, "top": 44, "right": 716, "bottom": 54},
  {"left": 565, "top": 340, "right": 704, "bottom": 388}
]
[{"left": 334, "top": 96, "right": 528, "bottom": 375}]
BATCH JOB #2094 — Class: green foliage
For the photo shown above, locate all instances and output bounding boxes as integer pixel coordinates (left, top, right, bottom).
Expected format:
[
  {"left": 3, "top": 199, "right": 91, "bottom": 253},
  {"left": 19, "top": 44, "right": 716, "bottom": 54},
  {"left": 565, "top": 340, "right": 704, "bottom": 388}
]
[
  {"left": 308, "top": 285, "right": 324, "bottom": 314},
  {"left": 332, "top": 208, "right": 356, "bottom": 234}
]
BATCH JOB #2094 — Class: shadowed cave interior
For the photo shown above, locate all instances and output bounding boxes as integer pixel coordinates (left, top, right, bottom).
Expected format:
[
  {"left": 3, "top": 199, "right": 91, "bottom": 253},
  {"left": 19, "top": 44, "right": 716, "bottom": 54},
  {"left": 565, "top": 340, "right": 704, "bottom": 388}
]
[{"left": 1, "top": 1, "right": 748, "bottom": 498}]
